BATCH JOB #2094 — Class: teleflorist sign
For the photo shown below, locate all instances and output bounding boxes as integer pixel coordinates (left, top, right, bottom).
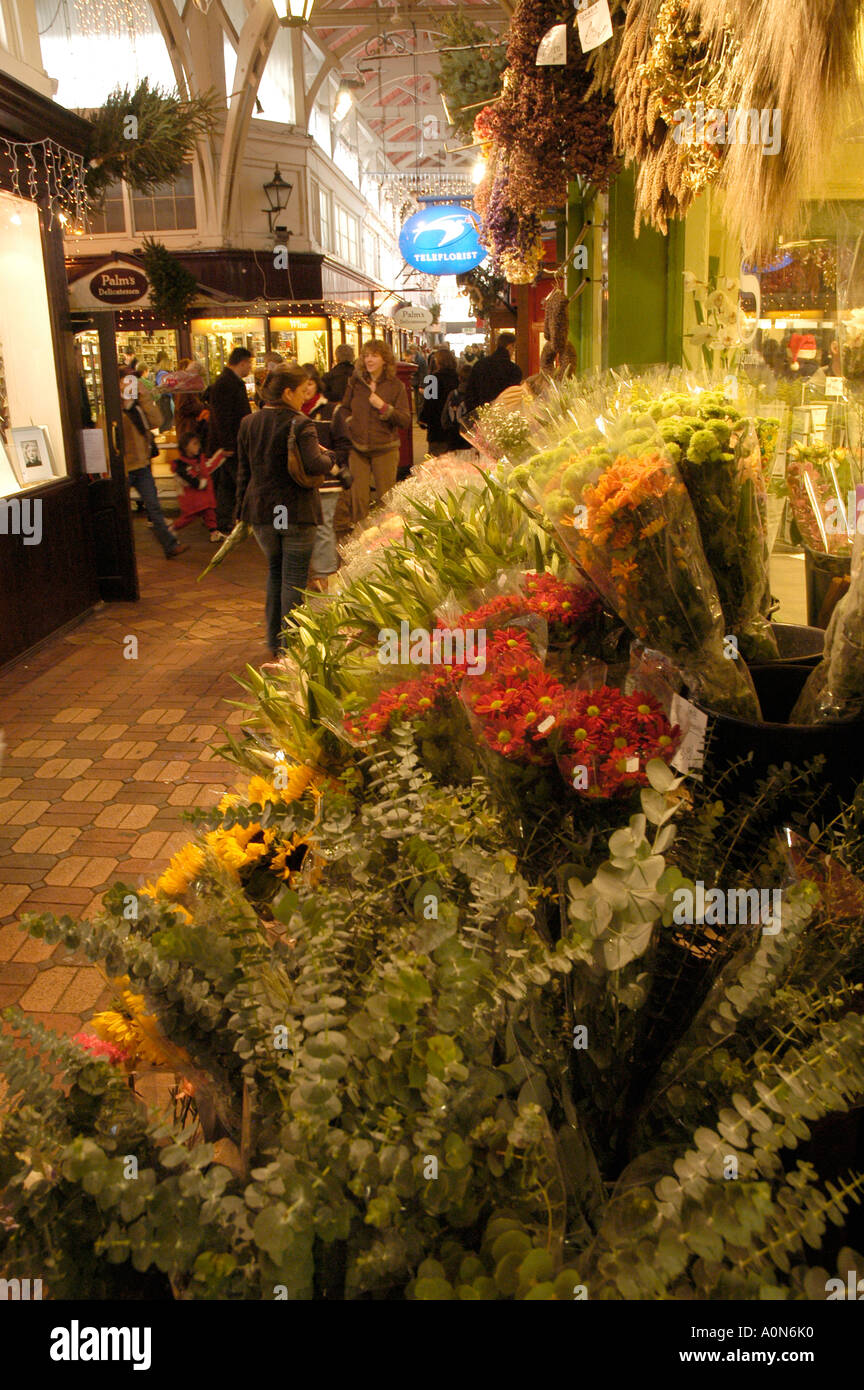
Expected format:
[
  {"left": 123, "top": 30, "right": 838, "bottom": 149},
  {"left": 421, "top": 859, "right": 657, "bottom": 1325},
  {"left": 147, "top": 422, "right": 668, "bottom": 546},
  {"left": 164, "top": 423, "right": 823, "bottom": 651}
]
[{"left": 399, "top": 199, "right": 486, "bottom": 275}]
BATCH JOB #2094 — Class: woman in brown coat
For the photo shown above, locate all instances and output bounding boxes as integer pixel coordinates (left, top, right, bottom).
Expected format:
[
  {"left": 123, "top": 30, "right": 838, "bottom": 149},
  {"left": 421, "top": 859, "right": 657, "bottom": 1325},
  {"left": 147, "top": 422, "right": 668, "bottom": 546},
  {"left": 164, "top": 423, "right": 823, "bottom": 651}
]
[
  {"left": 341, "top": 339, "right": 410, "bottom": 523},
  {"left": 120, "top": 365, "right": 186, "bottom": 559}
]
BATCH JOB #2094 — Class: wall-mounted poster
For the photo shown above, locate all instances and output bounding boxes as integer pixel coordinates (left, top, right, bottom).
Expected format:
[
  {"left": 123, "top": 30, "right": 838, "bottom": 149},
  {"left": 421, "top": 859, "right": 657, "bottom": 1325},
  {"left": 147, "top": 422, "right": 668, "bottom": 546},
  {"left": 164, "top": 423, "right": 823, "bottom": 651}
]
[{"left": 10, "top": 425, "right": 57, "bottom": 487}]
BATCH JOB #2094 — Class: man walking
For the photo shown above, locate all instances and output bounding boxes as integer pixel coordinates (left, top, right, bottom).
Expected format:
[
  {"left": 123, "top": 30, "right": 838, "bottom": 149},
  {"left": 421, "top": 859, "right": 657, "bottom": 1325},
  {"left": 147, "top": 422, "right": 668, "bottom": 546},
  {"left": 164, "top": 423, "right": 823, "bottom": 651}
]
[
  {"left": 208, "top": 346, "right": 254, "bottom": 535},
  {"left": 463, "top": 331, "right": 522, "bottom": 413},
  {"left": 323, "top": 344, "right": 355, "bottom": 403}
]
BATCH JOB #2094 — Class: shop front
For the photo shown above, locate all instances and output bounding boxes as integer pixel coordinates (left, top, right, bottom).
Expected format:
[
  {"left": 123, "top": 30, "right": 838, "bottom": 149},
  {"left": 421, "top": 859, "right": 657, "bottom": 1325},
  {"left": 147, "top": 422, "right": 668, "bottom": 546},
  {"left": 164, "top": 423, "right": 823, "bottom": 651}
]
[
  {"left": 268, "top": 315, "right": 329, "bottom": 370},
  {"left": 0, "top": 72, "right": 125, "bottom": 667},
  {"left": 189, "top": 316, "right": 267, "bottom": 379}
]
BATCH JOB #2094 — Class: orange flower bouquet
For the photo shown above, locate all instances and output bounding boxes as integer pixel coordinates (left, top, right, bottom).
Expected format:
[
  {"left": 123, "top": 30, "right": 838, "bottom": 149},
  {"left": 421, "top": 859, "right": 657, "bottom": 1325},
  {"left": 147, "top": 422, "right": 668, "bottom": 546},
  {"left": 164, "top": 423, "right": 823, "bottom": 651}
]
[{"left": 528, "top": 431, "right": 761, "bottom": 719}]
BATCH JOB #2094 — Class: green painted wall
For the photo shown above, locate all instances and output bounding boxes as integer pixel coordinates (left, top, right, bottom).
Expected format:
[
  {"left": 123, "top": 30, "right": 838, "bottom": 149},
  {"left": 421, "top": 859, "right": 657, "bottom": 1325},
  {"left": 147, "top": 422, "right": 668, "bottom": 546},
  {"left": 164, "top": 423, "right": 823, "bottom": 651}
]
[{"left": 607, "top": 167, "right": 684, "bottom": 369}]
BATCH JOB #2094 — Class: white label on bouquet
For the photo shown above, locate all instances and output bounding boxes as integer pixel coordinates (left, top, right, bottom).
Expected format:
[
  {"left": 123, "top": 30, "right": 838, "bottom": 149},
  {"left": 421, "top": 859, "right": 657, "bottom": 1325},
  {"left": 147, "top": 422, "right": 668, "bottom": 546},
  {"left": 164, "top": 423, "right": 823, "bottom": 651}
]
[
  {"left": 669, "top": 693, "right": 708, "bottom": 774},
  {"left": 826, "top": 376, "right": 844, "bottom": 397},
  {"left": 577, "top": 0, "right": 613, "bottom": 51},
  {"left": 536, "top": 23, "right": 567, "bottom": 64},
  {"left": 723, "top": 374, "right": 739, "bottom": 400}
]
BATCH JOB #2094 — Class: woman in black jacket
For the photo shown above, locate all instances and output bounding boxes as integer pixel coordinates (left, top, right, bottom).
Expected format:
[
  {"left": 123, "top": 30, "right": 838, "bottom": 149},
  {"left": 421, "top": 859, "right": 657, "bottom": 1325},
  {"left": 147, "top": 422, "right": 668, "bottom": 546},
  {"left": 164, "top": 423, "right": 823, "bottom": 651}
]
[
  {"left": 235, "top": 364, "right": 343, "bottom": 657},
  {"left": 417, "top": 347, "right": 459, "bottom": 456}
]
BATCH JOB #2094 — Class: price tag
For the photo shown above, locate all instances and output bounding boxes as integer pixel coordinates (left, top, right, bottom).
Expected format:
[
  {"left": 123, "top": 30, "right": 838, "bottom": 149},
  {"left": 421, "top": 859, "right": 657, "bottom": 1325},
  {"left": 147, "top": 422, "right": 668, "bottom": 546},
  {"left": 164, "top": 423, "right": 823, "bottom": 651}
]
[
  {"left": 536, "top": 22, "right": 567, "bottom": 64},
  {"left": 576, "top": 0, "right": 613, "bottom": 52},
  {"left": 669, "top": 693, "right": 708, "bottom": 774},
  {"left": 723, "top": 373, "right": 739, "bottom": 400},
  {"left": 826, "top": 376, "right": 845, "bottom": 397}
]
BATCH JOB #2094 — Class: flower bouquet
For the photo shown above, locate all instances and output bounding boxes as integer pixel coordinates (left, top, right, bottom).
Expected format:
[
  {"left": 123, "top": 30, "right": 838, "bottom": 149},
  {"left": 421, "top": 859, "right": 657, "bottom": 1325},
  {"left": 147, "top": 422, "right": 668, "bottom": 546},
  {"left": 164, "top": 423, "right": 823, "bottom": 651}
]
[
  {"left": 555, "top": 683, "right": 681, "bottom": 800},
  {"left": 658, "top": 389, "right": 779, "bottom": 662},
  {"left": 197, "top": 519, "right": 251, "bottom": 581},
  {"left": 343, "top": 660, "right": 477, "bottom": 785},
  {"left": 754, "top": 413, "right": 783, "bottom": 482},
  {"left": 792, "top": 535, "right": 864, "bottom": 723},
  {"left": 440, "top": 568, "right": 613, "bottom": 674},
  {"left": 561, "top": 434, "right": 761, "bottom": 719},
  {"left": 467, "top": 400, "right": 533, "bottom": 464},
  {"left": 783, "top": 441, "right": 856, "bottom": 555}
]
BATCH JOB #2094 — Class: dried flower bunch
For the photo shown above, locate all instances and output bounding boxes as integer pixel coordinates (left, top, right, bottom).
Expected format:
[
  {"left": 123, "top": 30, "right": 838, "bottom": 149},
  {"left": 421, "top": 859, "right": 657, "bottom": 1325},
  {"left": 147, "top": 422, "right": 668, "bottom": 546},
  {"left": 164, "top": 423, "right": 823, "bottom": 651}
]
[
  {"left": 615, "top": 0, "right": 863, "bottom": 255},
  {"left": 482, "top": 154, "right": 546, "bottom": 283},
  {"left": 614, "top": 0, "right": 737, "bottom": 235},
  {"left": 490, "top": 0, "right": 620, "bottom": 193}
]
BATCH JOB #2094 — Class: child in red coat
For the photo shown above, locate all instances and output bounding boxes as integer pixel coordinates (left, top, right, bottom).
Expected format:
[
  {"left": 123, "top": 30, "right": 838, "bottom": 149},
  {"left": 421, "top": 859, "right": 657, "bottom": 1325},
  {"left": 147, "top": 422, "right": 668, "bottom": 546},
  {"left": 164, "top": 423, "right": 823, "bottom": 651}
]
[{"left": 170, "top": 431, "right": 226, "bottom": 541}]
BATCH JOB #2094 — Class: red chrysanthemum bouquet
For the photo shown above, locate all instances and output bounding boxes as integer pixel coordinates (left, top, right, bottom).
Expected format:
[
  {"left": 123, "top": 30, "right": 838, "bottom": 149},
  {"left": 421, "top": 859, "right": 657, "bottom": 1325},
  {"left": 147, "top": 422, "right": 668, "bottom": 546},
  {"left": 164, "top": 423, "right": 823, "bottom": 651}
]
[{"left": 556, "top": 685, "right": 680, "bottom": 799}]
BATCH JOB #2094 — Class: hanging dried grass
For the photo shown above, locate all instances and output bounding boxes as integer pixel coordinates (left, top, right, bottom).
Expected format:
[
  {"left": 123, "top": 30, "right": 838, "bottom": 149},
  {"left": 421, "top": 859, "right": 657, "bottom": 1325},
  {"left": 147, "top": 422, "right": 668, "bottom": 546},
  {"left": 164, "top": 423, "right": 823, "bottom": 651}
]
[
  {"left": 697, "top": 0, "right": 864, "bottom": 258},
  {"left": 614, "top": 0, "right": 736, "bottom": 236}
]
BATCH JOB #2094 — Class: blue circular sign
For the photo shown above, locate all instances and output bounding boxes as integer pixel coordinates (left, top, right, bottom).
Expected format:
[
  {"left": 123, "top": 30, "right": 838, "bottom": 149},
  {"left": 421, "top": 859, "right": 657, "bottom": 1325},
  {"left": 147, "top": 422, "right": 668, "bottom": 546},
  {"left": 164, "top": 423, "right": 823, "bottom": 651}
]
[{"left": 399, "top": 202, "right": 487, "bottom": 275}]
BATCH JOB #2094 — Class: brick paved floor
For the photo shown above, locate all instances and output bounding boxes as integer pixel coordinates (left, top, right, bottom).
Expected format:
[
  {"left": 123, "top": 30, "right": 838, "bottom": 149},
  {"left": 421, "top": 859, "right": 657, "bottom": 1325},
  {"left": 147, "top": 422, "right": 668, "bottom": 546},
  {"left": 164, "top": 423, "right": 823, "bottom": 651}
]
[{"left": 0, "top": 517, "right": 271, "bottom": 1036}]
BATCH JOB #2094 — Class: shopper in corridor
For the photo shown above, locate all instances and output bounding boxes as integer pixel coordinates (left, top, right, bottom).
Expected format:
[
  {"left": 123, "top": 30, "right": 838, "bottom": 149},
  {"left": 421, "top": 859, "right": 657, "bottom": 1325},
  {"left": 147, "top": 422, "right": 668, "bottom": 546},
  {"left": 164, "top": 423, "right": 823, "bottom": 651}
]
[
  {"left": 464, "top": 331, "right": 523, "bottom": 413},
  {"left": 120, "top": 364, "right": 188, "bottom": 560},
  {"left": 208, "top": 346, "right": 254, "bottom": 535},
  {"left": 234, "top": 364, "right": 342, "bottom": 657},
  {"left": 341, "top": 339, "right": 410, "bottom": 523}
]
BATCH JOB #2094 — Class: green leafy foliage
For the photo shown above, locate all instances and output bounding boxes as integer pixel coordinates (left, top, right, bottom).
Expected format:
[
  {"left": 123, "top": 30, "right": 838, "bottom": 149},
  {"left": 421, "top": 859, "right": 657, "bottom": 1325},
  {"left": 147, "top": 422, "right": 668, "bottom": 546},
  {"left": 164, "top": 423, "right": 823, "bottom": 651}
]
[
  {"left": 84, "top": 80, "right": 219, "bottom": 206},
  {"left": 140, "top": 238, "right": 200, "bottom": 326},
  {"left": 436, "top": 14, "right": 507, "bottom": 138}
]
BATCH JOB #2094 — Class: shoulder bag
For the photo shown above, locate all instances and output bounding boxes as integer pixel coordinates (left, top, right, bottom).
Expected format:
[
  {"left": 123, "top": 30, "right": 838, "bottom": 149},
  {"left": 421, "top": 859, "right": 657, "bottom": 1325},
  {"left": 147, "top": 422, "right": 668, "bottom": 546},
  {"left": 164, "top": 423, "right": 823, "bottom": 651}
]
[{"left": 286, "top": 415, "right": 330, "bottom": 489}]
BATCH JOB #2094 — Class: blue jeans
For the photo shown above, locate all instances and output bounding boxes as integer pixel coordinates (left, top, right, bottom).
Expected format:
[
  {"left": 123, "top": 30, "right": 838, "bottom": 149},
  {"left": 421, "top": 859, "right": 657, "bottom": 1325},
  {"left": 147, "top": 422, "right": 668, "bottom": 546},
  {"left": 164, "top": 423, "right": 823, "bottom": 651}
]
[
  {"left": 253, "top": 521, "right": 316, "bottom": 652},
  {"left": 310, "top": 490, "right": 340, "bottom": 576},
  {"left": 128, "top": 464, "right": 178, "bottom": 557}
]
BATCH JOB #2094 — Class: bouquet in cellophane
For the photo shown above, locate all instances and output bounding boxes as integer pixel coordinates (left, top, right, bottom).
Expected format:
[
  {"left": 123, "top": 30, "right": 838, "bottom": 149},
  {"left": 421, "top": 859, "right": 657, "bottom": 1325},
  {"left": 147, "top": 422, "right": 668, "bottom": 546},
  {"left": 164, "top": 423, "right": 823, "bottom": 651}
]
[
  {"left": 792, "top": 531, "right": 864, "bottom": 724},
  {"left": 643, "top": 383, "right": 779, "bottom": 662},
  {"left": 516, "top": 396, "right": 761, "bottom": 719}
]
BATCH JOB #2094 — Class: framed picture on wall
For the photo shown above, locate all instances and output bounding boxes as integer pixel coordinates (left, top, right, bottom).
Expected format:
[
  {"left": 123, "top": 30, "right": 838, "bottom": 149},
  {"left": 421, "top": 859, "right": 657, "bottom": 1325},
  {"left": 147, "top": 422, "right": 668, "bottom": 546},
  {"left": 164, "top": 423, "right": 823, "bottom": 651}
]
[
  {"left": 10, "top": 425, "right": 57, "bottom": 486},
  {"left": 0, "top": 436, "right": 21, "bottom": 496}
]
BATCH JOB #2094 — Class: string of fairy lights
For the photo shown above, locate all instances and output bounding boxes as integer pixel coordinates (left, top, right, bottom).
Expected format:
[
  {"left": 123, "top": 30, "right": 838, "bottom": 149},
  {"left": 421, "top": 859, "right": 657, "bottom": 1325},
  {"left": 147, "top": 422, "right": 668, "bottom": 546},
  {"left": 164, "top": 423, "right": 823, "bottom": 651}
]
[
  {"left": 0, "top": 136, "right": 89, "bottom": 231},
  {"left": 71, "top": 0, "right": 150, "bottom": 42}
]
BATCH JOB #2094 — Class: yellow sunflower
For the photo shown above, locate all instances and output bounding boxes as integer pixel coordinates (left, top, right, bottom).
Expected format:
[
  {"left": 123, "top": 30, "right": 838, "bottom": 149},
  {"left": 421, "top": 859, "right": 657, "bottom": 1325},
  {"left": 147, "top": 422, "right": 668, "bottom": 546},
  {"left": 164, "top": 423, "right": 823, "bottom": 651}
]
[
  {"left": 205, "top": 821, "right": 270, "bottom": 878},
  {"left": 270, "top": 762, "right": 318, "bottom": 804},
  {"left": 89, "top": 980, "right": 191, "bottom": 1071},
  {"left": 269, "top": 833, "right": 321, "bottom": 885},
  {"left": 153, "top": 843, "right": 206, "bottom": 900},
  {"left": 218, "top": 764, "right": 317, "bottom": 816}
]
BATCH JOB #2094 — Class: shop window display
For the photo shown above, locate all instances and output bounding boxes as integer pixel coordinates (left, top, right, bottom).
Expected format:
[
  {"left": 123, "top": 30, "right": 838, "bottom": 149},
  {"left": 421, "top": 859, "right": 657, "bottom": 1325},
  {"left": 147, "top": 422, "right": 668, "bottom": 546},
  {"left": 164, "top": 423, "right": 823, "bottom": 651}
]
[
  {"left": 114, "top": 329, "right": 179, "bottom": 380},
  {"left": 343, "top": 318, "right": 360, "bottom": 360},
  {"left": 0, "top": 190, "right": 67, "bottom": 497},
  {"left": 269, "top": 316, "right": 328, "bottom": 371},
  {"left": 190, "top": 318, "right": 266, "bottom": 390},
  {"left": 75, "top": 330, "right": 103, "bottom": 424}
]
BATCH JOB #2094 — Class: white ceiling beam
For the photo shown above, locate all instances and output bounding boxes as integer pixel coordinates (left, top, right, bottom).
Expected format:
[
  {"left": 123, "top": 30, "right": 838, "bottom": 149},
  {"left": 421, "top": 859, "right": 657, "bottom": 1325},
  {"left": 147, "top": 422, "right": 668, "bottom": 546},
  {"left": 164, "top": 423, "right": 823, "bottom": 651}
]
[
  {"left": 218, "top": 0, "right": 281, "bottom": 236},
  {"left": 311, "top": 6, "right": 509, "bottom": 28}
]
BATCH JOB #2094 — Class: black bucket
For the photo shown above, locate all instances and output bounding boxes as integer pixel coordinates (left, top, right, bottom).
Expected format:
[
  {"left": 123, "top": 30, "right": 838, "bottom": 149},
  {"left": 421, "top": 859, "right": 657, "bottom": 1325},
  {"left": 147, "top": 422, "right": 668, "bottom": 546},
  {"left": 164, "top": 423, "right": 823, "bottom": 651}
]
[
  {"left": 752, "top": 622, "right": 824, "bottom": 668},
  {"left": 698, "top": 663, "right": 864, "bottom": 813},
  {"left": 804, "top": 548, "right": 851, "bottom": 629}
]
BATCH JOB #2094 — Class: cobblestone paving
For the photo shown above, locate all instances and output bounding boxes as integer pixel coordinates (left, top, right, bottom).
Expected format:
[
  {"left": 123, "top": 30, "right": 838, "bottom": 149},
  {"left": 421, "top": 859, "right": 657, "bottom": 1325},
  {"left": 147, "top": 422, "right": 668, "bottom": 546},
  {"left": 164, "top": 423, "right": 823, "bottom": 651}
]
[{"left": 0, "top": 518, "right": 270, "bottom": 1036}]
